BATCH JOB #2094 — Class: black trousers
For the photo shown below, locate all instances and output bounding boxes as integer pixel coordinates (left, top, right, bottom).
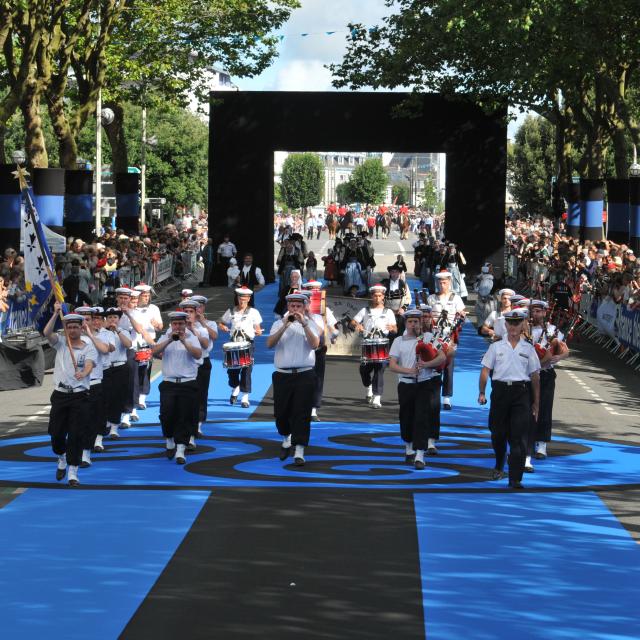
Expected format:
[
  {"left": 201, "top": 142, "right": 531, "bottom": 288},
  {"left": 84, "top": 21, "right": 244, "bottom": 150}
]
[
  {"left": 83, "top": 383, "right": 106, "bottom": 449},
  {"left": 48, "top": 389, "right": 90, "bottom": 466},
  {"left": 489, "top": 381, "right": 531, "bottom": 484},
  {"left": 227, "top": 343, "right": 254, "bottom": 393},
  {"left": 134, "top": 359, "right": 152, "bottom": 399},
  {"left": 123, "top": 350, "right": 137, "bottom": 413},
  {"left": 535, "top": 368, "right": 556, "bottom": 442},
  {"left": 359, "top": 362, "right": 386, "bottom": 395},
  {"left": 197, "top": 357, "right": 212, "bottom": 422},
  {"left": 159, "top": 380, "right": 199, "bottom": 445},
  {"left": 398, "top": 378, "right": 441, "bottom": 450},
  {"left": 312, "top": 347, "right": 326, "bottom": 408},
  {"left": 442, "top": 355, "right": 454, "bottom": 397},
  {"left": 272, "top": 369, "right": 316, "bottom": 447},
  {"left": 103, "top": 364, "right": 129, "bottom": 424}
]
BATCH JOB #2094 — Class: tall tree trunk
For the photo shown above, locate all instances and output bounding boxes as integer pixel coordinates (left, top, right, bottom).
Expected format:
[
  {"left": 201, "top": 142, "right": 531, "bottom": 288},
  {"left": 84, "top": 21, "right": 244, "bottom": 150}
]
[
  {"left": 48, "top": 92, "right": 77, "bottom": 169},
  {"left": 612, "top": 126, "right": 629, "bottom": 178},
  {"left": 103, "top": 102, "right": 128, "bottom": 173},
  {"left": 0, "top": 126, "right": 6, "bottom": 164},
  {"left": 20, "top": 78, "right": 48, "bottom": 168}
]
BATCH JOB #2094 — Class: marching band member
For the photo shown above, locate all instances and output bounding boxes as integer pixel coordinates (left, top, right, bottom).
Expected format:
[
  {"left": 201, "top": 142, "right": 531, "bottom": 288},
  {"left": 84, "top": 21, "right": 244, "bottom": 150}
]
[
  {"left": 301, "top": 281, "right": 339, "bottom": 422},
  {"left": 218, "top": 287, "right": 262, "bottom": 408},
  {"left": 78, "top": 306, "right": 114, "bottom": 468},
  {"left": 133, "top": 283, "right": 163, "bottom": 410},
  {"left": 527, "top": 299, "right": 569, "bottom": 470},
  {"left": 427, "top": 271, "right": 465, "bottom": 409},
  {"left": 152, "top": 310, "right": 202, "bottom": 465},
  {"left": 191, "top": 294, "right": 219, "bottom": 429},
  {"left": 102, "top": 307, "right": 132, "bottom": 441},
  {"left": 115, "top": 287, "right": 135, "bottom": 428},
  {"left": 389, "top": 309, "right": 446, "bottom": 469},
  {"left": 351, "top": 284, "right": 397, "bottom": 408},
  {"left": 267, "top": 292, "right": 321, "bottom": 466},
  {"left": 181, "top": 288, "right": 193, "bottom": 300},
  {"left": 381, "top": 263, "right": 412, "bottom": 338},
  {"left": 43, "top": 303, "right": 97, "bottom": 486},
  {"left": 481, "top": 288, "right": 514, "bottom": 341},
  {"left": 478, "top": 308, "right": 540, "bottom": 489},
  {"left": 177, "top": 299, "right": 210, "bottom": 448}
]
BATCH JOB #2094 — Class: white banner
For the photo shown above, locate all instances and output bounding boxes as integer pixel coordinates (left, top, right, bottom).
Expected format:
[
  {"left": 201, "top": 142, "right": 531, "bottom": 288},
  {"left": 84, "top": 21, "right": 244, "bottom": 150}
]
[
  {"left": 326, "top": 294, "right": 367, "bottom": 357},
  {"left": 153, "top": 256, "right": 173, "bottom": 284}
]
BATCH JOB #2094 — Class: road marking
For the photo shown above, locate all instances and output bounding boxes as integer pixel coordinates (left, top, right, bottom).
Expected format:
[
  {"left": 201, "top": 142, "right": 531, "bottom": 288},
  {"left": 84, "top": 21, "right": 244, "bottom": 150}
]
[
  {"left": 564, "top": 371, "right": 638, "bottom": 417},
  {"left": 397, "top": 241, "right": 406, "bottom": 254},
  {"left": 151, "top": 370, "right": 162, "bottom": 382},
  {"left": 7, "top": 428, "right": 18, "bottom": 433},
  {"left": 15, "top": 422, "right": 27, "bottom": 427},
  {"left": 320, "top": 240, "right": 329, "bottom": 255}
]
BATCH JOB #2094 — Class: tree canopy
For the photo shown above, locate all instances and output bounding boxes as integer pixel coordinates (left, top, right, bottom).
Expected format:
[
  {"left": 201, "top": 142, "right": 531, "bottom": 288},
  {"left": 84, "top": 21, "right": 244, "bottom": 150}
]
[
  {"left": 349, "top": 158, "right": 387, "bottom": 205},
  {"left": 280, "top": 153, "right": 324, "bottom": 211}
]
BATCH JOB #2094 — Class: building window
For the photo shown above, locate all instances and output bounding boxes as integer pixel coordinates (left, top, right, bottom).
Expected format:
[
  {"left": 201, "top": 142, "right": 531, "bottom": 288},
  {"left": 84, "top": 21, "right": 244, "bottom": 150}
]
[
  {"left": 349, "top": 156, "right": 354, "bottom": 165},
  {"left": 338, "top": 156, "right": 344, "bottom": 165}
]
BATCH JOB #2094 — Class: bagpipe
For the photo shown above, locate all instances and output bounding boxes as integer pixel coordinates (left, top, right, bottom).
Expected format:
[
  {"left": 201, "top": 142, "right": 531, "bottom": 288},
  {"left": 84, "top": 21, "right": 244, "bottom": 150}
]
[
  {"left": 532, "top": 304, "right": 580, "bottom": 360},
  {"left": 415, "top": 311, "right": 465, "bottom": 372}
]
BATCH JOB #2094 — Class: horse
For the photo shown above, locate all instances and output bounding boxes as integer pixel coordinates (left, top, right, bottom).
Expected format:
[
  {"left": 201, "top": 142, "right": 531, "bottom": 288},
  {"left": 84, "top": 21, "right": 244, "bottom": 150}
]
[
  {"left": 326, "top": 213, "right": 339, "bottom": 239},
  {"left": 399, "top": 213, "right": 410, "bottom": 240}
]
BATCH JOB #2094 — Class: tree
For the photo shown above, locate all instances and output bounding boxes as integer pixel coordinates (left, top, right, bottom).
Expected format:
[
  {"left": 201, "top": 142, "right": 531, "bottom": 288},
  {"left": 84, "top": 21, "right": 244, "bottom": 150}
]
[
  {"left": 421, "top": 174, "right": 440, "bottom": 213},
  {"left": 336, "top": 181, "right": 353, "bottom": 204},
  {"left": 391, "top": 182, "right": 409, "bottom": 205},
  {"left": 280, "top": 153, "right": 324, "bottom": 213},
  {"left": 349, "top": 158, "right": 387, "bottom": 204}
]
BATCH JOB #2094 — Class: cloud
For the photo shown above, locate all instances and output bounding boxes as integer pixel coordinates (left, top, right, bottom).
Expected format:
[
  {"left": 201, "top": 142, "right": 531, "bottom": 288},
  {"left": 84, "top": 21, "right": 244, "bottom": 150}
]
[{"left": 273, "top": 59, "right": 334, "bottom": 91}]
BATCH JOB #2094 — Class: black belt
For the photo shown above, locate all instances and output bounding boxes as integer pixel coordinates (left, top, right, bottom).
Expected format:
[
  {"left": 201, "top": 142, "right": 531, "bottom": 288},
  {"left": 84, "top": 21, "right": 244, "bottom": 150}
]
[{"left": 493, "top": 380, "right": 530, "bottom": 388}]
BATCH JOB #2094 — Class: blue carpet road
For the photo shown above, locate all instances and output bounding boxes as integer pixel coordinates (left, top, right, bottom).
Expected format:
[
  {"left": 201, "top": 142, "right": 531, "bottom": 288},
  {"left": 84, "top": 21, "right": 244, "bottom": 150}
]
[{"left": 0, "top": 283, "right": 639, "bottom": 639}]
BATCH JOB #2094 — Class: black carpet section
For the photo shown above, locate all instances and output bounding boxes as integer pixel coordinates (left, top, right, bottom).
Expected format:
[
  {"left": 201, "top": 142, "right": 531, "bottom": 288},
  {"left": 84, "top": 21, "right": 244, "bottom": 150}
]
[
  {"left": 121, "top": 489, "right": 425, "bottom": 640},
  {"left": 251, "top": 356, "right": 399, "bottom": 424}
]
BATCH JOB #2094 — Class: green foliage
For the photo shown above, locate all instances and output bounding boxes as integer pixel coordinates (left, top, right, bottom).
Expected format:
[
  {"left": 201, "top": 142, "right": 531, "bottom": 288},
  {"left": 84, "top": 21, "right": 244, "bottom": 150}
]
[
  {"left": 349, "top": 158, "right": 388, "bottom": 205},
  {"left": 509, "top": 116, "right": 555, "bottom": 216},
  {"left": 391, "top": 182, "right": 409, "bottom": 205},
  {"left": 421, "top": 175, "right": 440, "bottom": 212},
  {"left": 336, "top": 181, "right": 354, "bottom": 204},
  {"left": 280, "top": 153, "right": 324, "bottom": 210}
]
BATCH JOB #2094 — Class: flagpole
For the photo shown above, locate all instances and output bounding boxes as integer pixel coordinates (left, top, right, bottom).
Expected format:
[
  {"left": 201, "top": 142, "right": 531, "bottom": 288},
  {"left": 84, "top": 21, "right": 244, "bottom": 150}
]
[{"left": 15, "top": 165, "right": 78, "bottom": 369}]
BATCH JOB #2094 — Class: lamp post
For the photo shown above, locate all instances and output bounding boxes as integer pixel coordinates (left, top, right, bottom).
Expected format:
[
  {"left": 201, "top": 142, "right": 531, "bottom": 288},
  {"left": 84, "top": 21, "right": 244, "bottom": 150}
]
[
  {"left": 12, "top": 149, "right": 26, "bottom": 166},
  {"left": 629, "top": 144, "right": 640, "bottom": 178}
]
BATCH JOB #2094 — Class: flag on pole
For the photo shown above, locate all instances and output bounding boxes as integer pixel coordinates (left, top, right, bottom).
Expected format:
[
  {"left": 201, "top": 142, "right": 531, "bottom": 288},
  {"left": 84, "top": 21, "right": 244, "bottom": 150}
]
[{"left": 14, "top": 165, "right": 66, "bottom": 330}]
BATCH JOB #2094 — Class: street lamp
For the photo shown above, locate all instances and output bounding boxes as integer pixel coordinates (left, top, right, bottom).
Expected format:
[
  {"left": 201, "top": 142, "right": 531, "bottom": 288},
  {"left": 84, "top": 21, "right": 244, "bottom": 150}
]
[
  {"left": 12, "top": 149, "right": 26, "bottom": 165},
  {"left": 630, "top": 145, "right": 640, "bottom": 178},
  {"left": 76, "top": 157, "right": 87, "bottom": 170}
]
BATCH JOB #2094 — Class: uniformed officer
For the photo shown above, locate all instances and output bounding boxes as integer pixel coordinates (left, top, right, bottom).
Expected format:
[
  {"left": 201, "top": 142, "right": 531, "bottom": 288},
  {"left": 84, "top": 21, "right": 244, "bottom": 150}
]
[
  {"left": 527, "top": 299, "right": 569, "bottom": 470},
  {"left": 481, "top": 288, "right": 514, "bottom": 341},
  {"left": 103, "top": 307, "right": 133, "bottom": 441},
  {"left": 177, "top": 299, "right": 210, "bottom": 448},
  {"left": 267, "top": 292, "right": 320, "bottom": 466},
  {"left": 114, "top": 287, "right": 135, "bottom": 428},
  {"left": 218, "top": 287, "right": 262, "bottom": 408},
  {"left": 78, "top": 306, "right": 115, "bottom": 467},
  {"left": 43, "top": 302, "right": 98, "bottom": 486},
  {"left": 300, "top": 281, "right": 339, "bottom": 422},
  {"left": 427, "top": 270, "right": 466, "bottom": 410},
  {"left": 478, "top": 308, "right": 541, "bottom": 489},
  {"left": 191, "top": 294, "right": 219, "bottom": 430},
  {"left": 351, "top": 284, "right": 397, "bottom": 408},
  {"left": 152, "top": 311, "right": 203, "bottom": 465},
  {"left": 388, "top": 309, "right": 446, "bottom": 469}
]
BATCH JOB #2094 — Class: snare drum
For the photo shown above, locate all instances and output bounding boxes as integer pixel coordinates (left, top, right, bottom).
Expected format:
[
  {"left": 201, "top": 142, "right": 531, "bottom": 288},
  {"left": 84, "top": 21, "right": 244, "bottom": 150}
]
[
  {"left": 134, "top": 347, "right": 153, "bottom": 363},
  {"left": 222, "top": 341, "right": 253, "bottom": 369},
  {"left": 360, "top": 337, "right": 390, "bottom": 364}
]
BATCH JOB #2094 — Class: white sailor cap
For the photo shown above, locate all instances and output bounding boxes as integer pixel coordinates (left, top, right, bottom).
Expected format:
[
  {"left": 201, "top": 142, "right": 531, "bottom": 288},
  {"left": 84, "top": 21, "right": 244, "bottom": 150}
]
[
  {"left": 235, "top": 286, "right": 253, "bottom": 296},
  {"left": 509, "top": 294, "right": 525, "bottom": 304},
  {"left": 134, "top": 283, "right": 152, "bottom": 292},
  {"left": 103, "top": 307, "right": 123, "bottom": 317},
  {"left": 181, "top": 288, "right": 193, "bottom": 296},
  {"left": 115, "top": 287, "right": 132, "bottom": 296},
  {"left": 129, "top": 290, "right": 141, "bottom": 298},
  {"left": 191, "top": 295, "right": 208, "bottom": 304},
  {"left": 419, "top": 304, "right": 433, "bottom": 312},
  {"left": 498, "top": 288, "right": 516, "bottom": 297},
  {"left": 530, "top": 299, "right": 548, "bottom": 309},
  {"left": 404, "top": 309, "right": 423, "bottom": 319},
  {"left": 504, "top": 309, "right": 528, "bottom": 321},
  {"left": 435, "top": 270, "right": 452, "bottom": 279},
  {"left": 62, "top": 313, "right": 85, "bottom": 323},
  {"left": 178, "top": 299, "right": 199, "bottom": 309},
  {"left": 92, "top": 306, "right": 104, "bottom": 315},
  {"left": 285, "top": 292, "right": 308, "bottom": 303},
  {"left": 168, "top": 311, "right": 188, "bottom": 320},
  {"left": 74, "top": 306, "right": 94, "bottom": 315},
  {"left": 514, "top": 297, "right": 531, "bottom": 307},
  {"left": 302, "top": 280, "right": 322, "bottom": 289},
  {"left": 369, "top": 284, "right": 387, "bottom": 293}
]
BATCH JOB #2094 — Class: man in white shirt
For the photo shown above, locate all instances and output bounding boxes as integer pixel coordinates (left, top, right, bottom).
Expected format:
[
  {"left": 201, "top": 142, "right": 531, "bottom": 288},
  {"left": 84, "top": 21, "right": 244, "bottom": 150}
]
[
  {"left": 427, "top": 271, "right": 466, "bottom": 409},
  {"left": 389, "top": 310, "right": 446, "bottom": 469},
  {"left": 43, "top": 304, "right": 98, "bottom": 486},
  {"left": 478, "top": 308, "right": 540, "bottom": 489},
  {"left": 481, "top": 288, "right": 514, "bottom": 341},
  {"left": 351, "top": 284, "right": 397, "bottom": 408},
  {"left": 217, "top": 234, "right": 237, "bottom": 279},
  {"left": 267, "top": 293, "right": 321, "bottom": 465},
  {"left": 152, "top": 311, "right": 203, "bottom": 465}
]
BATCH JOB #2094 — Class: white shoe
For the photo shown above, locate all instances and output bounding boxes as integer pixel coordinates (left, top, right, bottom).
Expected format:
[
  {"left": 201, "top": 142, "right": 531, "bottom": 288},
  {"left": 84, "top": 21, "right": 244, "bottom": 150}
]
[
  {"left": 120, "top": 413, "right": 131, "bottom": 428},
  {"left": 241, "top": 393, "right": 250, "bottom": 408},
  {"left": 371, "top": 395, "right": 381, "bottom": 408},
  {"left": 283, "top": 434, "right": 292, "bottom": 448},
  {"left": 93, "top": 434, "right": 104, "bottom": 452},
  {"left": 535, "top": 441, "right": 547, "bottom": 459},
  {"left": 366, "top": 385, "right": 373, "bottom": 403},
  {"left": 187, "top": 435, "right": 197, "bottom": 452},
  {"left": 130, "top": 408, "right": 139, "bottom": 422},
  {"left": 414, "top": 450, "right": 426, "bottom": 470},
  {"left": 197, "top": 422, "right": 204, "bottom": 437},
  {"left": 137, "top": 394, "right": 147, "bottom": 410},
  {"left": 294, "top": 444, "right": 305, "bottom": 466},
  {"left": 81, "top": 450, "right": 92, "bottom": 467},
  {"left": 57, "top": 455, "right": 67, "bottom": 470},
  {"left": 442, "top": 397, "right": 452, "bottom": 410},
  {"left": 109, "top": 424, "right": 119, "bottom": 439},
  {"left": 67, "top": 465, "right": 80, "bottom": 486},
  {"left": 427, "top": 438, "right": 438, "bottom": 455},
  {"left": 176, "top": 444, "right": 187, "bottom": 465}
]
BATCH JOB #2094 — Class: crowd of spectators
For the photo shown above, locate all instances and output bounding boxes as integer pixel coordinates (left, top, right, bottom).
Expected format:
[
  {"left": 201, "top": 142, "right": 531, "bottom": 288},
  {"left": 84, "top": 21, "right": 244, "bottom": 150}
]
[{"left": 505, "top": 215, "right": 640, "bottom": 311}]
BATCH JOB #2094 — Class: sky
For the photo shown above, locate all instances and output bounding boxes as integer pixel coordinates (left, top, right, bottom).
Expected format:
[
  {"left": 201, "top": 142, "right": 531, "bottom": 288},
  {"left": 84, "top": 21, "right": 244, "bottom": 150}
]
[{"left": 235, "top": 0, "right": 524, "bottom": 137}]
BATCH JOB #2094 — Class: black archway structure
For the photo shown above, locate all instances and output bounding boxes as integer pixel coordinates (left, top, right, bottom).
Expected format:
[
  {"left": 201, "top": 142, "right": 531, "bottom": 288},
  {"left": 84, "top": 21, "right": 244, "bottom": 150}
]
[{"left": 209, "top": 91, "right": 506, "bottom": 282}]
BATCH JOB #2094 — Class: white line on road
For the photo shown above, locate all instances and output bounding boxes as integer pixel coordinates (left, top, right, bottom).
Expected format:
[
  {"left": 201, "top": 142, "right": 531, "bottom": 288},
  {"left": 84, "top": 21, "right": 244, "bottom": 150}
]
[
  {"left": 397, "top": 241, "right": 405, "bottom": 254},
  {"left": 7, "top": 428, "right": 18, "bottom": 433},
  {"left": 320, "top": 240, "right": 330, "bottom": 255},
  {"left": 564, "top": 371, "right": 638, "bottom": 417}
]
